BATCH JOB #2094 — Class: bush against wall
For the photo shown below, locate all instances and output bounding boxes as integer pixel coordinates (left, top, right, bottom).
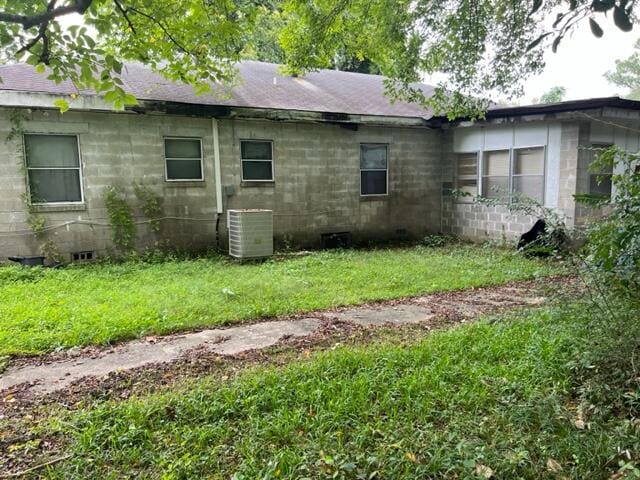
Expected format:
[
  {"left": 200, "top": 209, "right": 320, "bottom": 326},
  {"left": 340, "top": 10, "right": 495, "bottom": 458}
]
[{"left": 578, "top": 146, "right": 640, "bottom": 301}]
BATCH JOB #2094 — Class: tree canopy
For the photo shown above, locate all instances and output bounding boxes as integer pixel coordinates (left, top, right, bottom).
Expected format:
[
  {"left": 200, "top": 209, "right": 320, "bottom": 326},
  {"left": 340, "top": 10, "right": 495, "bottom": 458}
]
[
  {"left": 538, "top": 86, "right": 567, "bottom": 103},
  {"left": 0, "top": 0, "right": 636, "bottom": 116},
  {"left": 605, "top": 38, "right": 640, "bottom": 100}
]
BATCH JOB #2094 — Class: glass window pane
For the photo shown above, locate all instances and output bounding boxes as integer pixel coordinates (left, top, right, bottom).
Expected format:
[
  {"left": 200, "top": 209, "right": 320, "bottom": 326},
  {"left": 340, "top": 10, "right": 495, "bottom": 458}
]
[
  {"left": 482, "top": 176, "right": 509, "bottom": 199},
  {"left": 589, "top": 174, "right": 612, "bottom": 197},
  {"left": 514, "top": 147, "right": 544, "bottom": 175},
  {"left": 513, "top": 175, "right": 544, "bottom": 202},
  {"left": 483, "top": 150, "right": 509, "bottom": 176},
  {"left": 165, "top": 139, "right": 201, "bottom": 159},
  {"left": 28, "top": 169, "right": 81, "bottom": 203},
  {"left": 24, "top": 134, "right": 79, "bottom": 168},
  {"left": 361, "top": 170, "right": 387, "bottom": 195},
  {"left": 360, "top": 144, "right": 388, "bottom": 169},
  {"left": 242, "top": 160, "right": 273, "bottom": 180},
  {"left": 241, "top": 141, "right": 272, "bottom": 160},
  {"left": 166, "top": 159, "right": 203, "bottom": 180}
]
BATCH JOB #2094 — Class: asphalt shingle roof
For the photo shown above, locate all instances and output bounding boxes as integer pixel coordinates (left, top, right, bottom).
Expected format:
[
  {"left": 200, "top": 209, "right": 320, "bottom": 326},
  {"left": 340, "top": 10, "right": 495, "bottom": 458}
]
[{"left": 0, "top": 60, "right": 435, "bottom": 119}]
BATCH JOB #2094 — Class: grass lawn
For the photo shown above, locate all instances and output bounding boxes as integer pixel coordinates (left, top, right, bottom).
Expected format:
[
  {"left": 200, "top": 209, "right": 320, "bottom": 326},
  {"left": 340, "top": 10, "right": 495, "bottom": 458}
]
[
  {"left": 41, "top": 301, "right": 639, "bottom": 479},
  {"left": 0, "top": 245, "right": 558, "bottom": 356}
]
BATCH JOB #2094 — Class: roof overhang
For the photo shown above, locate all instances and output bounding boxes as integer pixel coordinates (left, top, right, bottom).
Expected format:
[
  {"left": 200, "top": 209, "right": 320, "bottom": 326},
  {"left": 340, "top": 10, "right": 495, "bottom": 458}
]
[
  {"left": 432, "top": 97, "right": 640, "bottom": 128},
  {"left": 0, "top": 90, "right": 433, "bottom": 128}
]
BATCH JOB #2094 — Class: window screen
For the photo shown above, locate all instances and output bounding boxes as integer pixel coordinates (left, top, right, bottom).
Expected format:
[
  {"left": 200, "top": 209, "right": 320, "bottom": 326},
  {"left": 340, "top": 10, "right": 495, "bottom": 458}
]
[
  {"left": 513, "top": 147, "right": 545, "bottom": 202},
  {"left": 241, "top": 140, "right": 273, "bottom": 181},
  {"left": 588, "top": 144, "right": 613, "bottom": 198},
  {"left": 482, "top": 150, "right": 510, "bottom": 200},
  {"left": 360, "top": 144, "right": 388, "bottom": 195},
  {"left": 24, "top": 134, "right": 82, "bottom": 203},
  {"left": 456, "top": 153, "right": 478, "bottom": 199},
  {"left": 164, "top": 138, "right": 203, "bottom": 181}
]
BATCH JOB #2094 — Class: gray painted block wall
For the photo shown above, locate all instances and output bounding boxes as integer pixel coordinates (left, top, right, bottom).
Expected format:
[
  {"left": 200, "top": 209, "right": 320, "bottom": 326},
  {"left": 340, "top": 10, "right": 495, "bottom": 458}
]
[
  {"left": 0, "top": 108, "right": 218, "bottom": 261},
  {"left": 0, "top": 109, "right": 443, "bottom": 260},
  {"left": 216, "top": 119, "right": 443, "bottom": 248}
]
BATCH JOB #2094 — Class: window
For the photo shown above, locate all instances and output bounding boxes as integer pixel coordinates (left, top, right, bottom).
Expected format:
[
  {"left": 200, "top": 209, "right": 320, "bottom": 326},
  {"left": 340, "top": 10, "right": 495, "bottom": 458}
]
[
  {"left": 164, "top": 138, "right": 203, "bottom": 181},
  {"left": 24, "top": 134, "right": 83, "bottom": 203},
  {"left": 455, "top": 153, "right": 478, "bottom": 198},
  {"left": 588, "top": 144, "right": 613, "bottom": 198},
  {"left": 241, "top": 140, "right": 274, "bottom": 181},
  {"left": 482, "top": 150, "right": 510, "bottom": 200},
  {"left": 360, "top": 143, "right": 388, "bottom": 196},
  {"left": 513, "top": 147, "right": 545, "bottom": 202},
  {"left": 480, "top": 147, "right": 546, "bottom": 203}
]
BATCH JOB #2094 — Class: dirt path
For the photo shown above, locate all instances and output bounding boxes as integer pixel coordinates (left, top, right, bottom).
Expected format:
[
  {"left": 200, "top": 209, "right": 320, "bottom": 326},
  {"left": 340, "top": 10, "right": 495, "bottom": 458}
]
[{"left": 0, "top": 277, "right": 563, "bottom": 397}]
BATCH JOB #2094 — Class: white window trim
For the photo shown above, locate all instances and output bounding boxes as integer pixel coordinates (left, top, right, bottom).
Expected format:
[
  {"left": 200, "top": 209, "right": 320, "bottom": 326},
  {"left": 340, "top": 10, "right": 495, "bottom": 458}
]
[
  {"left": 360, "top": 143, "right": 389, "bottom": 197},
  {"left": 164, "top": 136, "right": 205, "bottom": 182},
  {"left": 240, "top": 139, "right": 275, "bottom": 182},
  {"left": 479, "top": 145, "right": 546, "bottom": 204},
  {"left": 23, "top": 132, "right": 85, "bottom": 206}
]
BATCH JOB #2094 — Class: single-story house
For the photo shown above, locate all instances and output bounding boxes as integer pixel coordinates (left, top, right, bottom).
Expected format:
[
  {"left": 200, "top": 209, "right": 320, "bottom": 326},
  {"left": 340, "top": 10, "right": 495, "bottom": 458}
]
[{"left": 0, "top": 60, "right": 638, "bottom": 261}]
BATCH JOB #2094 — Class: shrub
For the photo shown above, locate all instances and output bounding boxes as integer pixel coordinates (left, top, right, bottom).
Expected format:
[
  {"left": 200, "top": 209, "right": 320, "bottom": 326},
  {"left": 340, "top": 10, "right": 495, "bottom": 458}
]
[{"left": 579, "top": 146, "right": 640, "bottom": 302}]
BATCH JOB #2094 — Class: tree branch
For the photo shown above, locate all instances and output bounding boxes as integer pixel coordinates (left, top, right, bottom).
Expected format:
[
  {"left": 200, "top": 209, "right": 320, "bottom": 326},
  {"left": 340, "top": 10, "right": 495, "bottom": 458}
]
[
  {"left": 0, "top": 0, "right": 93, "bottom": 30},
  {"left": 15, "top": 0, "right": 58, "bottom": 60},
  {"left": 113, "top": 0, "right": 136, "bottom": 34},
  {"left": 126, "top": 6, "right": 189, "bottom": 53}
]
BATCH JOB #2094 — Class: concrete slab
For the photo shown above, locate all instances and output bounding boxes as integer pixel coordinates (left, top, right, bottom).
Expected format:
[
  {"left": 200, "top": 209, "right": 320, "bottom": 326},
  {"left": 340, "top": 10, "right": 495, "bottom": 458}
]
[
  {"left": 332, "top": 304, "right": 435, "bottom": 326},
  {"left": 0, "top": 318, "right": 322, "bottom": 395}
]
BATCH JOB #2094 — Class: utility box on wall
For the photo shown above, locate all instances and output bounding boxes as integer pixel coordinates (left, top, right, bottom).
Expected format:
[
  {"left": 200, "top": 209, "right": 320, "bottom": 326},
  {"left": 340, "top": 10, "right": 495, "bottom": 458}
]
[{"left": 227, "top": 209, "right": 274, "bottom": 259}]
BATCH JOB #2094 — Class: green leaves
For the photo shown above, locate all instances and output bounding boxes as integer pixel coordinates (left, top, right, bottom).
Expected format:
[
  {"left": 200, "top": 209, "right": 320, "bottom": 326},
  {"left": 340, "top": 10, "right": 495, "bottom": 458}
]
[
  {"left": 613, "top": 4, "right": 634, "bottom": 31},
  {"left": 53, "top": 98, "right": 70, "bottom": 113},
  {"left": 589, "top": 18, "right": 604, "bottom": 38},
  {"left": 605, "top": 39, "right": 640, "bottom": 99},
  {"left": 0, "top": 0, "right": 257, "bottom": 110},
  {"left": 580, "top": 145, "right": 640, "bottom": 298}
]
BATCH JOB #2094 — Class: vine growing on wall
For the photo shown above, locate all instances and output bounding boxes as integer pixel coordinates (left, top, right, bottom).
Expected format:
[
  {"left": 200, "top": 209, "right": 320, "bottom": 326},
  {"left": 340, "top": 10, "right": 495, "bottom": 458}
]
[
  {"left": 8, "top": 109, "right": 64, "bottom": 263},
  {"left": 104, "top": 186, "right": 136, "bottom": 251},
  {"left": 6, "top": 108, "right": 29, "bottom": 143},
  {"left": 133, "top": 182, "right": 163, "bottom": 233}
]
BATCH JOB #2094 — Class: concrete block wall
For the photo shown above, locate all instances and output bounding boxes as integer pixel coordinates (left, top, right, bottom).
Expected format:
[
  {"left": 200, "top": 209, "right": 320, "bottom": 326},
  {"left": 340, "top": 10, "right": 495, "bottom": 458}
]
[
  {"left": 217, "top": 119, "right": 442, "bottom": 248},
  {"left": 0, "top": 109, "right": 443, "bottom": 260},
  {"left": 440, "top": 122, "right": 585, "bottom": 243},
  {"left": 557, "top": 122, "right": 583, "bottom": 228},
  {"left": 0, "top": 108, "right": 218, "bottom": 261}
]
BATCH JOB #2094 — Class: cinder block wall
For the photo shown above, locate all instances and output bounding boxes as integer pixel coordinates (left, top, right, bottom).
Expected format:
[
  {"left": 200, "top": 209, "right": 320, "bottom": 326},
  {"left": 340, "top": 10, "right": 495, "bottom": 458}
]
[
  {"left": 216, "top": 119, "right": 443, "bottom": 248},
  {"left": 441, "top": 122, "right": 583, "bottom": 243},
  {"left": 0, "top": 109, "right": 443, "bottom": 260},
  {"left": 0, "top": 108, "right": 218, "bottom": 261}
]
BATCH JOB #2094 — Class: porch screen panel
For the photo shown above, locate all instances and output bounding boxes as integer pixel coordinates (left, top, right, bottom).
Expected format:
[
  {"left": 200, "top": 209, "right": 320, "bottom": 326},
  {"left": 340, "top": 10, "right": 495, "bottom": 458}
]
[
  {"left": 588, "top": 144, "right": 613, "bottom": 198},
  {"left": 513, "top": 147, "right": 545, "bottom": 202},
  {"left": 482, "top": 150, "right": 509, "bottom": 199},
  {"left": 456, "top": 153, "right": 478, "bottom": 198}
]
